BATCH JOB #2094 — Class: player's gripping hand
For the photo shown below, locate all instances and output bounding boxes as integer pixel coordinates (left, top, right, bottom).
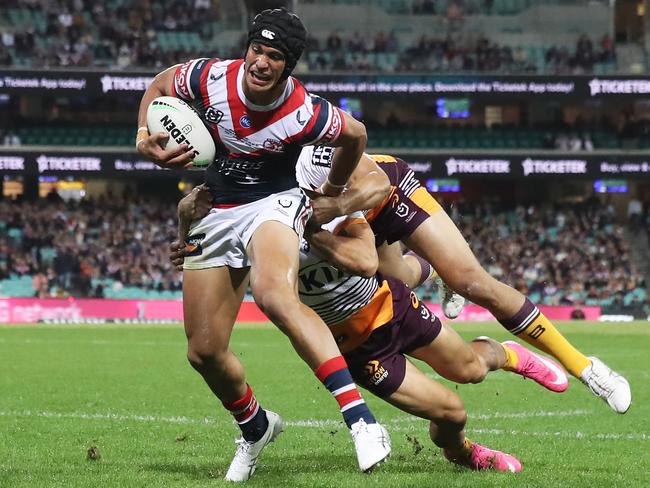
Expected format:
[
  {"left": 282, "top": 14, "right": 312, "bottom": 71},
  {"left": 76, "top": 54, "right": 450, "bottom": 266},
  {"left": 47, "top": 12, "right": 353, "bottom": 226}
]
[
  {"left": 137, "top": 132, "right": 196, "bottom": 169},
  {"left": 303, "top": 187, "right": 347, "bottom": 227},
  {"left": 178, "top": 185, "right": 213, "bottom": 222},
  {"left": 169, "top": 240, "right": 186, "bottom": 271}
]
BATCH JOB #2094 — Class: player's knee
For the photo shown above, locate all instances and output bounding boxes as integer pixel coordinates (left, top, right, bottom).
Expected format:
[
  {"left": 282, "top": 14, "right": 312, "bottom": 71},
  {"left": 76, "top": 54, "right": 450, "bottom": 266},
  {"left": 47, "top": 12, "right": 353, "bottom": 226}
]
[
  {"left": 452, "top": 357, "right": 488, "bottom": 384},
  {"left": 438, "top": 352, "right": 487, "bottom": 384},
  {"left": 448, "top": 266, "right": 498, "bottom": 308},
  {"left": 186, "top": 338, "right": 229, "bottom": 373},
  {"left": 252, "top": 285, "right": 298, "bottom": 327}
]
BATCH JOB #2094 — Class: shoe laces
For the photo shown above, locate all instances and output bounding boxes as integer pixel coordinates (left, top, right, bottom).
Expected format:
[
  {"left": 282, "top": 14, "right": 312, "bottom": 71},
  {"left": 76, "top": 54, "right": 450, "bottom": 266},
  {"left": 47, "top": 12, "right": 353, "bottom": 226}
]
[
  {"left": 584, "top": 365, "right": 616, "bottom": 398},
  {"left": 233, "top": 437, "right": 253, "bottom": 456},
  {"left": 350, "top": 418, "right": 368, "bottom": 440}
]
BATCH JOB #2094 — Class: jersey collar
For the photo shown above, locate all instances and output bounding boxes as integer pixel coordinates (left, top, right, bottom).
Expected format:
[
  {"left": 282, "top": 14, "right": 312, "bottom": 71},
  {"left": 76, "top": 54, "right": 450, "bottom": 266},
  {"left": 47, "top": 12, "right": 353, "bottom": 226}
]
[{"left": 236, "top": 61, "right": 294, "bottom": 112}]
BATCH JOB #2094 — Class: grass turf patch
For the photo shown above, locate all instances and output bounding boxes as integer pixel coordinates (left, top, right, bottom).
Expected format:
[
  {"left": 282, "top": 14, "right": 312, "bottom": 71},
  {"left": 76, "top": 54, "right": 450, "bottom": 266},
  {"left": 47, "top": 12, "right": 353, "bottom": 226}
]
[{"left": 0, "top": 321, "right": 648, "bottom": 487}]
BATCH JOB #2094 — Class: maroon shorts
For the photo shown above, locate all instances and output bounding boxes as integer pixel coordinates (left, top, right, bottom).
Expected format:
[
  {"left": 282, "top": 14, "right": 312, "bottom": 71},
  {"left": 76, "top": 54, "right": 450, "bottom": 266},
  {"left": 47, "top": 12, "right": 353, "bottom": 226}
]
[
  {"left": 343, "top": 275, "right": 442, "bottom": 398},
  {"left": 369, "top": 157, "right": 443, "bottom": 246}
]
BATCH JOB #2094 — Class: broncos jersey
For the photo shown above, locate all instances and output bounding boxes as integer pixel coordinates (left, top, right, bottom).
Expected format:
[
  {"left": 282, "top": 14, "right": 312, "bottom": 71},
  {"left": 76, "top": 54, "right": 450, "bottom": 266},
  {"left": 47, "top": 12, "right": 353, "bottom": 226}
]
[
  {"left": 172, "top": 58, "right": 344, "bottom": 204},
  {"left": 298, "top": 213, "right": 379, "bottom": 326}
]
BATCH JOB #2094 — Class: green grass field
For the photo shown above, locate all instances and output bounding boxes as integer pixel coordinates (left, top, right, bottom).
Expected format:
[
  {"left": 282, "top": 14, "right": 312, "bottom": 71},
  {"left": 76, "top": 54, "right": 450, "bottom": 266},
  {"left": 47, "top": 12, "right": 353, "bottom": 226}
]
[{"left": 0, "top": 321, "right": 648, "bottom": 487}]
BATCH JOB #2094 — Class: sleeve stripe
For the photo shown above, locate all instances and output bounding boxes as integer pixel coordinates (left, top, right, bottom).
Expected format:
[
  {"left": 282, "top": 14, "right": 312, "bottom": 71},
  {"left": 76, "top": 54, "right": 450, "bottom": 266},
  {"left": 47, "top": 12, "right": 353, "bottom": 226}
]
[
  {"left": 186, "top": 59, "right": 201, "bottom": 100},
  {"left": 301, "top": 97, "right": 331, "bottom": 145}
]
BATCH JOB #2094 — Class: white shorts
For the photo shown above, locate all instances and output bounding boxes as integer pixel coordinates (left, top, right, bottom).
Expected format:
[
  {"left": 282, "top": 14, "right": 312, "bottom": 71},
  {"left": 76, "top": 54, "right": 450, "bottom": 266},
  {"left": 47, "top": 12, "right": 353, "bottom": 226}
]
[{"left": 183, "top": 188, "right": 311, "bottom": 269}]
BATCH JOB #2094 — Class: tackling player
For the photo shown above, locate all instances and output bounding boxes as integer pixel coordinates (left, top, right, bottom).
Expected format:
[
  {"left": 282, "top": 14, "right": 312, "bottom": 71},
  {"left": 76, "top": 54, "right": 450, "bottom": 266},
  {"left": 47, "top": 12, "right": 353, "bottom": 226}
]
[
  {"left": 297, "top": 148, "right": 631, "bottom": 414},
  {"left": 136, "top": 8, "right": 390, "bottom": 481},
  {"left": 171, "top": 188, "right": 570, "bottom": 473}
]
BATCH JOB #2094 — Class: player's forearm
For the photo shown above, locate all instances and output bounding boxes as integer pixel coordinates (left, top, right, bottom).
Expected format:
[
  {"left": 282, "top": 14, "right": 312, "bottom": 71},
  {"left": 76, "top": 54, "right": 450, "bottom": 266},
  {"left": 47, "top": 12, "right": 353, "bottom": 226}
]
[
  {"left": 308, "top": 230, "right": 377, "bottom": 277},
  {"left": 338, "top": 169, "right": 390, "bottom": 214},
  {"left": 176, "top": 191, "right": 194, "bottom": 241},
  {"left": 328, "top": 116, "right": 367, "bottom": 186},
  {"left": 178, "top": 217, "right": 191, "bottom": 242}
]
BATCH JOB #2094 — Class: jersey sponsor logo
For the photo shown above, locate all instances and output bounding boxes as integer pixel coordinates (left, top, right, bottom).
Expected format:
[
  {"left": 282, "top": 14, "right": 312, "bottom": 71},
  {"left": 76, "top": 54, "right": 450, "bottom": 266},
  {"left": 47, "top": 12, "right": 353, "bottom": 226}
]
[
  {"left": 176, "top": 62, "right": 191, "bottom": 99},
  {"left": 299, "top": 263, "right": 346, "bottom": 293},
  {"left": 296, "top": 110, "right": 306, "bottom": 126},
  {"left": 395, "top": 202, "right": 410, "bottom": 218},
  {"left": 263, "top": 138, "right": 284, "bottom": 152},
  {"left": 204, "top": 107, "right": 224, "bottom": 124},
  {"left": 321, "top": 109, "right": 342, "bottom": 143},
  {"left": 278, "top": 198, "right": 293, "bottom": 208},
  {"left": 261, "top": 29, "right": 276, "bottom": 40},
  {"left": 219, "top": 159, "right": 263, "bottom": 171},
  {"left": 311, "top": 146, "right": 334, "bottom": 167},
  {"left": 184, "top": 233, "right": 205, "bottom": 256},
  {"left": 364, "top": 359, "right": 389, "bottom": 386},
  {"left": 239, "top": 115, "right": 252, "bottom": 128},
  {"left": 209, "top": 72, "right": 224, "bottom": 82}
]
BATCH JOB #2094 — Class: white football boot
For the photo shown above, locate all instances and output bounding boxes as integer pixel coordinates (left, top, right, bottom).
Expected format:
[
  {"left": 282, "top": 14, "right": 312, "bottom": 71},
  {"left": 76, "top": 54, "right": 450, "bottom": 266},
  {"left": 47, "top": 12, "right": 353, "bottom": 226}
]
[
  {"left": 580, "top": 357, "right": 631, "bottom": 414},
  {"left": 224, "top": 410, "right": 284, "bottom": 482},
  {"left": 350, "top": 418, "right": 391, "bottom": 472},
  {"left": 434, "top": 276, "right": 466, "bottom": 319}
]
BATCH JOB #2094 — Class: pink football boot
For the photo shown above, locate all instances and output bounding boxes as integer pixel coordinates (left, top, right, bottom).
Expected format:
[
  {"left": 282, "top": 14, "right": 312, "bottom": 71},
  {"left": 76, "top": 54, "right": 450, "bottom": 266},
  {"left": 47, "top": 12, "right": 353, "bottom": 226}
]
[
  {"left": 502, "top": 341, "right": 569, "bottom": 393},
  {"left": 444, "top": 443, "right": 522, "bottom": 473}
]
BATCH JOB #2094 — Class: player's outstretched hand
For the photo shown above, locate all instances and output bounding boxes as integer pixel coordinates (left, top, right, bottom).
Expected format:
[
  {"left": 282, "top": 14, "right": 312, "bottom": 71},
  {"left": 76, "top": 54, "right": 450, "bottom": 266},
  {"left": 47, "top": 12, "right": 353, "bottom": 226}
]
[
  {"left": 137, "top": 132, "right": 196, "bottom": 169},
  {"left": 169, "top": 240, "right": 186, "bottom": 271},
  {"left": 178, "top": 185, "right": 213, "bottom": 222}
]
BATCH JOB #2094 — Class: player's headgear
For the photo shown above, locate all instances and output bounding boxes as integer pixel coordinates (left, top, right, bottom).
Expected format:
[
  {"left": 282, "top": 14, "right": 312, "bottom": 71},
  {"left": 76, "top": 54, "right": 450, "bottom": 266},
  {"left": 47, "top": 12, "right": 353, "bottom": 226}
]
[{"left": 247, "top": 7, "right": 307, "bottom": 80}]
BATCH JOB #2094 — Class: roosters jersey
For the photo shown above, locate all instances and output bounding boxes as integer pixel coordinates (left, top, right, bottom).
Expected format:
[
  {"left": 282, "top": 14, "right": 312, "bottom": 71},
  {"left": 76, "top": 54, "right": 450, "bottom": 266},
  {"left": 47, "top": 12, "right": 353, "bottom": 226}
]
[
  {"left": 298, "top": 213, "right": 379, "bottom": 326},
  {"left": 172, "top": 58, "right": 345, "bottom": 204}
]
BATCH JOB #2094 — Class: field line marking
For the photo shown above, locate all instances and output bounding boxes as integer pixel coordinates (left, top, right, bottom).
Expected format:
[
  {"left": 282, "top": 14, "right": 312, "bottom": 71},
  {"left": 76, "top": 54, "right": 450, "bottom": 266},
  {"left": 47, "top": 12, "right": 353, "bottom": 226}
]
[{"left": 1, "top": 409, "right": 647, "bottom": 441}]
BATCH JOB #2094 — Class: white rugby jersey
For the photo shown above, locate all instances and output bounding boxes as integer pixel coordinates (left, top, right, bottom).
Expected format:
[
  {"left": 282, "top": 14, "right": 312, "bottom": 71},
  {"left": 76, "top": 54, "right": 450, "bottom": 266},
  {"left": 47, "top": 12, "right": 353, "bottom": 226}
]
[
  {"left": 172, "top": 58, "right": 344, "bottom": 204},
  {"left": 295, "top": 145, "right": 332, "bottom": 190},
  {"left": 298, "top": 213, "right": 378, "bottom": 326}
]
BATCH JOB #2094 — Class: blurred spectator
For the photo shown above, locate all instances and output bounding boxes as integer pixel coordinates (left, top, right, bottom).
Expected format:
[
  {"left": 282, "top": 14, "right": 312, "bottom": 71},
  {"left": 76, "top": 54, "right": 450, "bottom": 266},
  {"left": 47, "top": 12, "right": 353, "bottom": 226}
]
[
  {"left": 0, "top": 195, "right": 182, "bottom": 298},
  {"left": 416, "top": 200, "right": 647, "bottom": 310},
  {"left": 1, "top": 2, "right": 617, "bottom": 75},
  {"left": 2, "top": 130, "right": 21, "bottom": 146},
  {"left": 2, "top": 193, "right": 641, "bottom": 305},
  {"left": 627, "top": 197, "right": 643, "bottom": 232}
]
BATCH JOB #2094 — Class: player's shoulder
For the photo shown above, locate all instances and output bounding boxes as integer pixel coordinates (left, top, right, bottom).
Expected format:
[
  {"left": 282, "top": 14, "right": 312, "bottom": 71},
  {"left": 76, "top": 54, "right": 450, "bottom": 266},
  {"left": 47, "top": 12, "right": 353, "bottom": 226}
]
[
  {"left": 176, "top": 57, "right": 238, "bottom": 74},
  {"left": 369, "top": 154, "right": 402, "bottom": 164}
]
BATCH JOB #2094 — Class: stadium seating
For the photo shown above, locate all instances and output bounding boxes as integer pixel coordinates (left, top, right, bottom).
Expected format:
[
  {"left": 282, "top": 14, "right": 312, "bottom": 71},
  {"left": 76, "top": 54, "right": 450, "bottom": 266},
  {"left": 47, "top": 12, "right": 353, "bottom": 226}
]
[
  {"left": 0, "top": 197, "right": 644, "bottom": 309},
  {"left": 6, "top": 124, "right": 624, "bottom": 149},
  {"left": 0, "top": 0, "right": 628, "bottom": 74}
]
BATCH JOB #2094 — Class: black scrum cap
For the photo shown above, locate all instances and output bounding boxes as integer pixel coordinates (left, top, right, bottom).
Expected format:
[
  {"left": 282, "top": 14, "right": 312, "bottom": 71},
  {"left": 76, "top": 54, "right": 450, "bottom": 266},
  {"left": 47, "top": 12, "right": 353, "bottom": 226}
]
[{"left": 247, "top": 8, "right": 307, "bottom": 79}]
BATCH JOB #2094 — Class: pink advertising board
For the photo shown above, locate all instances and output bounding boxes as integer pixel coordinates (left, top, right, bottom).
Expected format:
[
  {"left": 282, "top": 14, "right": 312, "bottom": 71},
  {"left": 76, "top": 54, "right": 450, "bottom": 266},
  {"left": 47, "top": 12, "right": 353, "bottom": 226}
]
[{"left": 0, "top": 298, "right": 600, "bottom": 324}]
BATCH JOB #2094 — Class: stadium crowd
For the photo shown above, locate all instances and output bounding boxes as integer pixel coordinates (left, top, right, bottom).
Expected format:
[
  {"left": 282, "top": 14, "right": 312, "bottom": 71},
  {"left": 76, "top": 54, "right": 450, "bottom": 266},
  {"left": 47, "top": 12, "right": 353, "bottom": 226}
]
[
  {"left": 0, "top": 0, "right": 615, "bottom": 74},
  {"left": 0, "top": 193, "right": 646, "bottom": 314},
  {"left": 416, "top": 198, "right": 647, "bottom": 313},
  {"left": 0, "top": 193, "right": 182, "bottom": 298}
]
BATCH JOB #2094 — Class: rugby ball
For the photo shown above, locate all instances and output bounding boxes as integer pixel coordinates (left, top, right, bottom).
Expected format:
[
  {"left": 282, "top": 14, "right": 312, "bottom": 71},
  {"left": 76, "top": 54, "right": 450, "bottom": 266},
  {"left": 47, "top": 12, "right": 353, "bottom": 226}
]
[{"left": 146, "top": 96, "right": 216, "bottom": 167}]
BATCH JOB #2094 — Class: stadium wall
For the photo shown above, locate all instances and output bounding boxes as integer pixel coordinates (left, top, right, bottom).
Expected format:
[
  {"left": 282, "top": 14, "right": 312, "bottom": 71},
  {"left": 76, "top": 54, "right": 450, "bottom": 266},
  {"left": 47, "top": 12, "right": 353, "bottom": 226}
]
[{"left": 0, "top": 298, "right": 601, "bottom": 324}]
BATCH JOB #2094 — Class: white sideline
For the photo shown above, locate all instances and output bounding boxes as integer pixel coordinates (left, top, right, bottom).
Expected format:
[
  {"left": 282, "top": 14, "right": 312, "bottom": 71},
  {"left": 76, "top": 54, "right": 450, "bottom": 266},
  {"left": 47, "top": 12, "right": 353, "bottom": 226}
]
[{"left": 0, "top": 408, "right": 647, "bottom": 441}]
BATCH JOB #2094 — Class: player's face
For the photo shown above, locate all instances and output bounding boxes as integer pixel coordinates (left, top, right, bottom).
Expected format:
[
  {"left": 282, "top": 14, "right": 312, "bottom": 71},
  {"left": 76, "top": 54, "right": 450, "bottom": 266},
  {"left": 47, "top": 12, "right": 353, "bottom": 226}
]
[{"left": 243, "top": 42, "right": 287, "bottom": 103}]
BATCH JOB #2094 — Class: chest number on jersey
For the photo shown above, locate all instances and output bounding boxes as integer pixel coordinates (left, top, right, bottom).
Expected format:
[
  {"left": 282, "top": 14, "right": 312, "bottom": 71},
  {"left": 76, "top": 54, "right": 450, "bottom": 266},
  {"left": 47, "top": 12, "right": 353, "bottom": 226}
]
[{"left": 312, "top": 147, "right": 335, "bottom": 168}]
